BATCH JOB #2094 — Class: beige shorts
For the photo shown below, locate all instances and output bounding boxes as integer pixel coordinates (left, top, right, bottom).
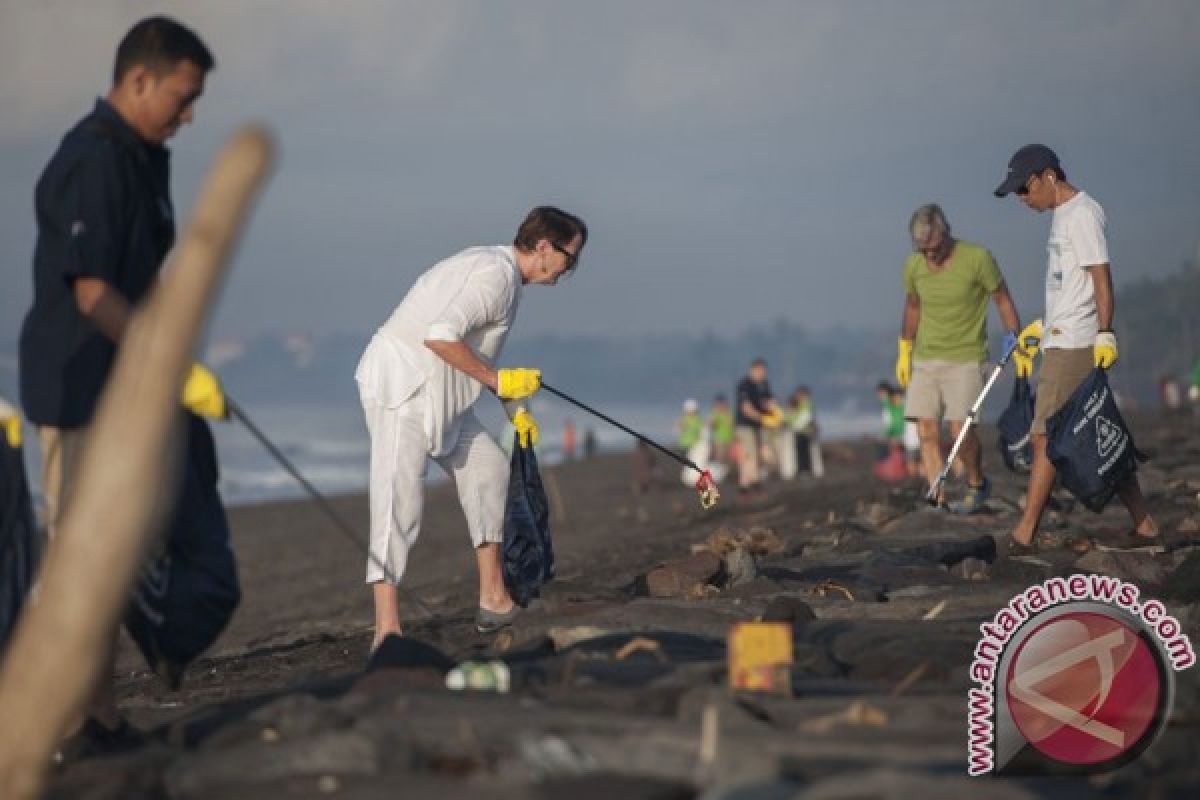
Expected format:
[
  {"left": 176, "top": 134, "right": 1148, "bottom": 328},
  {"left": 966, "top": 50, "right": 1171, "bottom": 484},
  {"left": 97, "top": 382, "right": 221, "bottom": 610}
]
[
  {"left": 1032, "top": 348, "right": 1094, "bottom": 435},
  {"left": 904, "top": 359, "right": 987, "bottom": 422},
  {"left": 37, "top": 425, "right": 88, "bottom": 540}
]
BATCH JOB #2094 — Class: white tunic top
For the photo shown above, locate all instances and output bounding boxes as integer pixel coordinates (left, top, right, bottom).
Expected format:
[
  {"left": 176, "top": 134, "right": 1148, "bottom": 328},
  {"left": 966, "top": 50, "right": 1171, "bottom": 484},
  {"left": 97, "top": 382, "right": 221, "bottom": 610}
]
[
  {"left": 355, "top": 246, "right": 522, "bottom": 456},
  {"left": 1044, "top": 192, "right": 1108, "bottom": 349}
]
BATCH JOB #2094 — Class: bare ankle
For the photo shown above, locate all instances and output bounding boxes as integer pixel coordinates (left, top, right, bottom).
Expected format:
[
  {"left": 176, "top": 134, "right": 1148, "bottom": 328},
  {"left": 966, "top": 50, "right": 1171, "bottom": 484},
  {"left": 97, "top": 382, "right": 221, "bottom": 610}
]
[{"left": 479, "top": 593, "right": 514, "bottom": 613}]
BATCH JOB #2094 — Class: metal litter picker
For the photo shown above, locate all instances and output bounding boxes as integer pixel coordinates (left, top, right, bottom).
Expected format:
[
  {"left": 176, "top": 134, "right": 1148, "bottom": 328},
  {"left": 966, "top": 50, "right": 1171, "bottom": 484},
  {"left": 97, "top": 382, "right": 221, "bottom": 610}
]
[
  {"left": 540, "top": 382, "right": 720, "bottom": 509},
  {"left": 926, "top": 339, "right": 1020, "bottom": 506}
]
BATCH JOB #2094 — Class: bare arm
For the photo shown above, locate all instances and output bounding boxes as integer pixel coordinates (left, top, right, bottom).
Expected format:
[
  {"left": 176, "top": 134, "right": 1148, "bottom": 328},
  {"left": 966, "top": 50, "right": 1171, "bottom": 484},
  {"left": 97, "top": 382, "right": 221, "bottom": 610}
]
[
  {"left": 74, "top": 277, "right": 133, "bottom": 343},
  {"left": 1086, "top": 264, "right": 1114, "bottom": 330},
  {"left": 424, "top": 339, "right": 499, "bottom": 392},
  {"left": 990, "top": 281, "right": 1022, "bottom": 333},
  {"left": 900, "top": 293, "right": 920, "bottom": 340}
]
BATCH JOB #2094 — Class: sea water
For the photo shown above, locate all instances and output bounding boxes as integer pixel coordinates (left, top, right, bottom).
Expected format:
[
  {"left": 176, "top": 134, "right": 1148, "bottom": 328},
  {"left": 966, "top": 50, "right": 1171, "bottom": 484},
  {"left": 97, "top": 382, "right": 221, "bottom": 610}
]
[{"left": 14, "top": 398, "right": 879, "bottom": 508}]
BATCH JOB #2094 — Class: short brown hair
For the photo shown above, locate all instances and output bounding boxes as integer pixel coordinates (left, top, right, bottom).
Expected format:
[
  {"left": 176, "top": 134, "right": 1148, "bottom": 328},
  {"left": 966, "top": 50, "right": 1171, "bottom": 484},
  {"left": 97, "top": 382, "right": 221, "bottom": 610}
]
[
  {"left": 114, "top": 16, "right": 214, "bottom": 84},
  {"left": 513, "top": 206, "right": 588, "bottom": 261}
]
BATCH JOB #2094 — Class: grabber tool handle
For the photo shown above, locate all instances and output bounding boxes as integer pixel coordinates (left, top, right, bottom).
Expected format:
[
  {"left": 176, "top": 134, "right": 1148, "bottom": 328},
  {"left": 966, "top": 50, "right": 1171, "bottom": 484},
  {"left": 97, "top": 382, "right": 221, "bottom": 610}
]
[
  {"left": 925, "top": 338, "right": 1019, "bottom": 505},
  {"left": 540, "top": 381, "right": 718, "bottom": 508}
]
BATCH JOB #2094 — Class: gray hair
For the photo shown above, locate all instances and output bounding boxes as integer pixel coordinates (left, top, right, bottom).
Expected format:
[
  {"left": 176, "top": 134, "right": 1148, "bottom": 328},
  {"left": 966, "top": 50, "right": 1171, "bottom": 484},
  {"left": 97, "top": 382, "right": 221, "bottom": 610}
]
[{"left": 909, "top": 203, "right": 950, "bottom": 243}]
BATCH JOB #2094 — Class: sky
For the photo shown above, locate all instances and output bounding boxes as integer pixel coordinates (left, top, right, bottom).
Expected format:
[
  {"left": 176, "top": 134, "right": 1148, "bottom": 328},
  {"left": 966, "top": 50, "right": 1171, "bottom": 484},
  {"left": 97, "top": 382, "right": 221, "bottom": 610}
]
[{"left": 2, "top": 0, "right": 1199, "bottom": 346}]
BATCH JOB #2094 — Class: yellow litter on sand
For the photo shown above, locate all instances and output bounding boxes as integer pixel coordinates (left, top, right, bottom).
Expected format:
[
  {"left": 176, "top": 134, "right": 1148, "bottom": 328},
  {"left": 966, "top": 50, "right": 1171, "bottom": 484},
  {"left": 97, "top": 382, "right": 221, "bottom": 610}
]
[{"left": 728, "top": 622, "right": 792, "bottom": 695}]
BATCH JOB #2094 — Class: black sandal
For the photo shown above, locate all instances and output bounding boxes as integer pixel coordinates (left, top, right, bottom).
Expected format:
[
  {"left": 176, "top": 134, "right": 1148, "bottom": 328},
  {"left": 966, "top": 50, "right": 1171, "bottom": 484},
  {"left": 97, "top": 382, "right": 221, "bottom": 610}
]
[{"left": 1006, "top": 537, "right": 1040, "bottom": 557}]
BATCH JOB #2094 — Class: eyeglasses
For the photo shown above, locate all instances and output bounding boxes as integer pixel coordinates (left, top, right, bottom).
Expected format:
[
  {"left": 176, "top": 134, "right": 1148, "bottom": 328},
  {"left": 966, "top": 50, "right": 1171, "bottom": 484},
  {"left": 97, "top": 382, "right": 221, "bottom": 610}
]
[{"left": 551, "top": 242, "right": 579, "bottom": 270}]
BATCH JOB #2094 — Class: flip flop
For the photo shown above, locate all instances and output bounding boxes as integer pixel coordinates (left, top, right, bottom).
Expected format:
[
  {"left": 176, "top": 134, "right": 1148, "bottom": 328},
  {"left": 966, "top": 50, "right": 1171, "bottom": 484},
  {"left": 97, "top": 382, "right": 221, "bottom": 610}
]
[
  {"left": 1094, "top": 531, "right": 1166, "bottom": 555},
  {"left": 475, "top": 605, "right": 520, "bottom": 634},
  {"left": 1006, "top": 536, "right": 1039, "bottom": 557}
]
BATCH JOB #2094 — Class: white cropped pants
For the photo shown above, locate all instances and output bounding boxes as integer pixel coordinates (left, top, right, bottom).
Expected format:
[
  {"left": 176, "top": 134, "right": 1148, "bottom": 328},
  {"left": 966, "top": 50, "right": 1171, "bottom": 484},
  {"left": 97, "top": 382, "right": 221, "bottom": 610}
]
[{"left": 361, "top": 394, "right": 509, "bottom": 585}]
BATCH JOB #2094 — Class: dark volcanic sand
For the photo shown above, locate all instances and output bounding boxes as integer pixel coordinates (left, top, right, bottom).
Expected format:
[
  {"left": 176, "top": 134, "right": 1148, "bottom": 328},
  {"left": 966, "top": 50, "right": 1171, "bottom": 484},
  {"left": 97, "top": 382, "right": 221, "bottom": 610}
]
[{"left": 48, "top": 412, "right": 1200, "bottom": 799}]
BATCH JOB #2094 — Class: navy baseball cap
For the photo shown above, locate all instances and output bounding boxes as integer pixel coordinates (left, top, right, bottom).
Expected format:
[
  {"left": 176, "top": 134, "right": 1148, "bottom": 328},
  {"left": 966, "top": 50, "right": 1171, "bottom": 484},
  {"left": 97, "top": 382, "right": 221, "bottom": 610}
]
[{"left": 994, "top": 144, "right": 1061, "bottom": 197}]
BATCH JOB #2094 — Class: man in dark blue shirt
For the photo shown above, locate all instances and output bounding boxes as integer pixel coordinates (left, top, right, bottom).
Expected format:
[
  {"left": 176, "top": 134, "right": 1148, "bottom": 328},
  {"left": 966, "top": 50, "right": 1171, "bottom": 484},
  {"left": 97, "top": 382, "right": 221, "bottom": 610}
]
[
  {"left": 734, "top": 357, "right": 783, "bottom": 498},
  {"left": 17, "top": 16, "right": 227, "bottom": 755}
]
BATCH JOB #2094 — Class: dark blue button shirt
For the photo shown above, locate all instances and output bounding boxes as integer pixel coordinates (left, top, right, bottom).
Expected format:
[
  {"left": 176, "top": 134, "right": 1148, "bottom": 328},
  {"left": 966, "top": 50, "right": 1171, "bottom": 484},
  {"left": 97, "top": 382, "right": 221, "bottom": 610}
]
[
  {"left": 19, "top": 99, "right": 175, "bottom": 428},
  {"left": 735, "top": 377, "right": 773, "bottom": 428}
]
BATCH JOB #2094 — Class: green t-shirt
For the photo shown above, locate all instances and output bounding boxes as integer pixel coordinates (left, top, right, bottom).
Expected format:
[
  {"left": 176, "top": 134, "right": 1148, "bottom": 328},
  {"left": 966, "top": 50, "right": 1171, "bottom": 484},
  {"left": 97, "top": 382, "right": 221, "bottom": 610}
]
[
  {"left": 677, "top": 413, "right": 704, "bottom": 449},
  {"left": 709, "top": 408, "right": 734, "bottom": 445},
  {"left": 1191, "top": 359, "right": 1200, "bottom": 389},
  {"left": 902, "top": 240, "right": 1002, "bottom": 363},
  {"left": 884, "top": 398, "right": 906, "bottom": 440}
]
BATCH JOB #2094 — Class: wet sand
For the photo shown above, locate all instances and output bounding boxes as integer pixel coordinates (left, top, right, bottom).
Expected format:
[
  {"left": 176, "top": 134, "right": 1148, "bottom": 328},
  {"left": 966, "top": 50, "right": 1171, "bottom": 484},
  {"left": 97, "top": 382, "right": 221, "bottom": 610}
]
[{"left": 49, "top": 412, "right": 1200, "bottom": 798}]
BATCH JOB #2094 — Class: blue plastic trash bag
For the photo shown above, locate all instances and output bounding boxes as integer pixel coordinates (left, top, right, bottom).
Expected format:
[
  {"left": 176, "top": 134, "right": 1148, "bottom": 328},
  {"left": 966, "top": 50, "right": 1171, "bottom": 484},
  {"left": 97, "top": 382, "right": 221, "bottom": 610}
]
[
  {"left": 1, "top": 434, "right": 41, "bottom": 653},
  {"left": 997, "top": 375, "right": 1035, "bottom": 473},
  {"left": 125, "top": 413, "right": 240, "bottom": 687},
  {"left": 501, "top": 434, "right": 554, "bottom": 608},
  {"left": 1046, "top": 369, "right": 1142, "bottom": 513}
]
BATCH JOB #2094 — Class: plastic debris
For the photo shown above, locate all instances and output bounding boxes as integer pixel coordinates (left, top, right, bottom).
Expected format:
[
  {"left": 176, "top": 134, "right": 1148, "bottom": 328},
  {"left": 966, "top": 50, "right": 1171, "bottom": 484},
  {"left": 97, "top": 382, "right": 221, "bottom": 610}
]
[{"left": 445, "top": 660, "right": 511, "bottom": 693}]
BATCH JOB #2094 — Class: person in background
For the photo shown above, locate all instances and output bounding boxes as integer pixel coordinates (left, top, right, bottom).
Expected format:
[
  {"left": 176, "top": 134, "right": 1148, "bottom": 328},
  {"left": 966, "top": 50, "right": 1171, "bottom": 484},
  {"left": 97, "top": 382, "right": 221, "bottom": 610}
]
[
  {"left": 563, "top": 419, "right": 577, "bottom": 461},
  {"left": 734, "top": 358, "right": 782, "bottom": 499},
  {"left": 1190, "top": 357, "right": 1200, "bottom": 419},
  {"left": 876, "top": 382, "right": 904, "bottom": 451},
  {"left": 798, "top": 386, "right": 825, "bottom": 478},
  {"left": 708, "top": 394, "right": 734, "bottom": 471},
  {"left": 787, "top": 387, "right": 815, "bottom": 476},
  {"left": 675, "top": 398, "right": 703, "bottom": 455},
  {"left": 903, "top": 416, "right": 922, "bottom": 478}
]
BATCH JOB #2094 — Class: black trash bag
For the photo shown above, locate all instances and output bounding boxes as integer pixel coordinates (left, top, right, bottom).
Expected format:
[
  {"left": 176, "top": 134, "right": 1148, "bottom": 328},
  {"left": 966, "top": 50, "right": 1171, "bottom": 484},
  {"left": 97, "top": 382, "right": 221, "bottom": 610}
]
[
  {"left": 125, "top": 413, "right": 240, "bottom": 687},
  {"left": 997, "top": 375, "right": 1036, "bottom": 473},
  {"left": 501, "top": 435, "right": 554, "bottom": 608},
  {"left": 1, "top": 437, "right": 42, "bottom": 653},
  {"left": 1045, "top": 368, "right": 1143, "bottom": 513}
]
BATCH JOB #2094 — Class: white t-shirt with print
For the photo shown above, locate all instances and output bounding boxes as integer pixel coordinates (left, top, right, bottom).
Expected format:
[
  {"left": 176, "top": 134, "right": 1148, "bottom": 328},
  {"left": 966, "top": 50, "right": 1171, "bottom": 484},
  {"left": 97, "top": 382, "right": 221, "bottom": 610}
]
[{"left": 1044, "top": 192, "right": 1107, "bottom": 349}]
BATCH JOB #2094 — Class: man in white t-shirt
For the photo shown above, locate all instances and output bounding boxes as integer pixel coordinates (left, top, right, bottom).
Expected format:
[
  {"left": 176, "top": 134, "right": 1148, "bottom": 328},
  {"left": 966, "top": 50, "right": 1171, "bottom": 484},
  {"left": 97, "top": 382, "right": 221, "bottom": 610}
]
[
  {"left": 994, "top": 145, "right": 1159, "bottom": 554},
  {"left": 355, "top": 207, "right": 587, "bottom": 647}
]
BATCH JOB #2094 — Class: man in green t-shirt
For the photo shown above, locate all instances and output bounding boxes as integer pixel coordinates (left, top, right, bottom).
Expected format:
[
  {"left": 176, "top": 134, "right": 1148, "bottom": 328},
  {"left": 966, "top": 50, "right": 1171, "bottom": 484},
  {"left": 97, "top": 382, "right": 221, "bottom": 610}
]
[{"left": 894, "top": 204, "right": 1027, "bottom": 512}]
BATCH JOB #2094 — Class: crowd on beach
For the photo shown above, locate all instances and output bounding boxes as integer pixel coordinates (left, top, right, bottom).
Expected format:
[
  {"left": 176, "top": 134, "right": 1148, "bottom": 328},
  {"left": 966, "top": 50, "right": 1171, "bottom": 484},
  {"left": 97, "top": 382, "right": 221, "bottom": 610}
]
[{"left": 669, "top": 361, "right": 824, "bottom": 503}]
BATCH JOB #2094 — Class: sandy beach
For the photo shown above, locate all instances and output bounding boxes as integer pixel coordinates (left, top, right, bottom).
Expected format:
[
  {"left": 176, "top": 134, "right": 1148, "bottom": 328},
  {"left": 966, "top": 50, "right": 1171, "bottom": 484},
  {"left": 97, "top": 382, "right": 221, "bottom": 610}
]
[{"left": 45, "top": 411, "right": 1200, "bottom": 798}]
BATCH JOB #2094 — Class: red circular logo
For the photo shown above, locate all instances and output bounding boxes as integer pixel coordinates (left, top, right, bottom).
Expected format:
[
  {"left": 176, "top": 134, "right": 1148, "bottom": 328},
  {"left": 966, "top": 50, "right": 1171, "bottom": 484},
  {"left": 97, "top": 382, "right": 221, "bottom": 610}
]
[{"left": 1006, "top": 612, "right": 1162, "bottom": 766}]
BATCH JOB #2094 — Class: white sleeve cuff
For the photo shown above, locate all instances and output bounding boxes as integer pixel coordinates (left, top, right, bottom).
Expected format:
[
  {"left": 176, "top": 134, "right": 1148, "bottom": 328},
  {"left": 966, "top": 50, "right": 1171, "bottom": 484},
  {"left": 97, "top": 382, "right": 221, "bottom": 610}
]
[{"left": 425, "top": 322, "right": 463, "bottom": 342}]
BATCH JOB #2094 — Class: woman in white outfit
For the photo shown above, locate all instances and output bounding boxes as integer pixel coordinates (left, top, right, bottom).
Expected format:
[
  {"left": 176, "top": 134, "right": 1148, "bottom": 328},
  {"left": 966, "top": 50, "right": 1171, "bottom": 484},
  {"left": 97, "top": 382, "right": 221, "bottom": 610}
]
[{"left": 355, "top": 207, "right": 587, "bottom": 646}]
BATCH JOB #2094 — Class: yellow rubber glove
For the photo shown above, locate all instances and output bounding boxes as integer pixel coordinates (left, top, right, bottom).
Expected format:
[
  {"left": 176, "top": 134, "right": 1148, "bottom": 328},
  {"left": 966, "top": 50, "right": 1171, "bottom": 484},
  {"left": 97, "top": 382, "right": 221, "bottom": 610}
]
[
  {"left": 497, "top": 368, "right": 541, "bottom": 400},
  {"left": 1011, "top": 319, "right": 1042, "bottom": 378},
  {"left": 512, "top": 407, "right": 539, "bottom": 449},
  {"left": 2, "top": 415, "right": 21, "bottom": 448},
  {"left": 895, "top": 338, "right": 914, "bottom": 388},
  {"left": 760, "top": 408, "right": 784, "bottom": 429},
  {"left": 182, "top": 363, "right": 228, "bottom": 419},
  {"left": 1094, "top": 330, "right": 1118, "bottom": 369}
]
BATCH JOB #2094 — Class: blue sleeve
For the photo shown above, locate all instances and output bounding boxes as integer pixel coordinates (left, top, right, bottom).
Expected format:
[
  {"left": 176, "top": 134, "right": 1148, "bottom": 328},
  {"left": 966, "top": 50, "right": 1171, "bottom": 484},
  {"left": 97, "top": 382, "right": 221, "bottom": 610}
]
[{"left": 59, "top": 145, "right": 124, "bottom": 285}]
